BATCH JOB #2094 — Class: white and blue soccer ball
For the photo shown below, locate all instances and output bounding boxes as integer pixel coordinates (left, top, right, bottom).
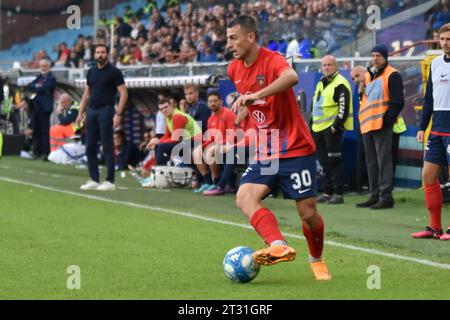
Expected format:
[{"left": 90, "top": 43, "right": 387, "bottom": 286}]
[{"left": 223, "top": 246, "right": 260, "bottom": 283}]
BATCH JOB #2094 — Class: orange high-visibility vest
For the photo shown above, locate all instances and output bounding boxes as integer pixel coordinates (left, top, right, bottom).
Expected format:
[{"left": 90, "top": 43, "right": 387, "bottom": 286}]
[{"left": 359, "top": 64, "right": 398, "bottom": 134}]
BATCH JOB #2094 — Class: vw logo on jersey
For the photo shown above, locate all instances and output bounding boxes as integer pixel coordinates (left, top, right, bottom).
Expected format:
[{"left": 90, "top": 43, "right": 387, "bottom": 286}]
[{"left": 252, "top": 110, "right": 266, "bottom": 123}]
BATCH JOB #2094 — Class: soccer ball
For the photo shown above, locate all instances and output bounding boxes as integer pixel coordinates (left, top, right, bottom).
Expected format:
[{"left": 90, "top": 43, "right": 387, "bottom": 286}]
[{"left": 223, "top": 246, "right": 260, "bottom": 283}]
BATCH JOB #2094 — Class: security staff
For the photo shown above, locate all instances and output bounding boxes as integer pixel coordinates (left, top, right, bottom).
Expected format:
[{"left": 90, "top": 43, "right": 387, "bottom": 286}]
[
  {"left": 312, "top": 55, "right": 353, "bottom": 204},
  {"left": 76, "top": 44, "right": 128, "bottom": 191},
  {"left": 356, "top": 45, "right": 405, "bottom": 209}
]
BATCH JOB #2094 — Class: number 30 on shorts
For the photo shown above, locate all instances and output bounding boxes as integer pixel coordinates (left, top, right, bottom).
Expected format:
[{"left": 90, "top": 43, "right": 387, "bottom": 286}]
[{"left": 290, "top": 170, "right": 312, "bottom": 190}]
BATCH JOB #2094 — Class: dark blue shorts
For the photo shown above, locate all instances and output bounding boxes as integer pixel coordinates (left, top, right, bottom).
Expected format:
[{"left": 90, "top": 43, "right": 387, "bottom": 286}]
[
  {"left": 239, "top": 154, "right": 317, "bottom": 200},
  {"left": 424, "top": 134, "right": 450, "bottom": 167}
]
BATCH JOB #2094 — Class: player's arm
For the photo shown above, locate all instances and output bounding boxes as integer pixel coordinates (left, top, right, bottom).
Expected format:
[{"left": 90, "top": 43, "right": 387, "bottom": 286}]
[
  {"left": 76, "top": 85, "right": 90, "bottom": 127},
  {"left": 113, "top": 84, "right": 128, "bottom": 128},
  {"left": 169, "top": 114, "right": 188, "bottom": 142},
  {"left": 232, "top": 68, "right": 298, "bottom": 111},
  {"left": 417, "top": 68, "right": 434, "bottom": 143},
  {"left": 332, "top": 84, "right": 351, "bottom": 132}
]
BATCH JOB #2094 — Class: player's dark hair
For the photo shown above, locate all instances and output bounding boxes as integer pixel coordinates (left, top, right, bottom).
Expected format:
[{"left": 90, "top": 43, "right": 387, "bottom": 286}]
[
  {"left": 158, "top": 97, "right": 171, "bottom": 106},
  {"left": 95, "top": 43, "right": 109, "bottom": 54},
  {"left": 114, "top": 129, "right": 126, "bottom": 139},
  {"left": 207, "top": 90, "right": 221, "bottom": 100},
  {"left": 227, "top": 15, "right": 258, "bottom": 41}
]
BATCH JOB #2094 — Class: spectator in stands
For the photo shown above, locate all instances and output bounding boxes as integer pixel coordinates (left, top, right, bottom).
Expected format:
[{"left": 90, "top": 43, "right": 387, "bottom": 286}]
[
  {"left": 286, "top": 37, "right": 299, "bottom": 59},
  {"left": 118, "top": 46, "right": 130, "bottom": 65},
  {"left": 148, "top": 9, "right": 166, "bottom": 30},
  {"left": 431, "top": 29, "right": 441, "bottom": 49},
  {"left": 382, "top": 0, "right": 401, "bottom": 19},
  {"left": 110, "top": 47, "right": 119, "bottom": 66},
  {"left": 434, "top": 0, "right": 450, "bottom": 31},
  {"left": 298, "top": 34, "right": 313, "bottom": 59},
  {"left": 198, "top": 40, "right": 218, "bottom": 62},
  {"left": 49, "top": 94, "right": 80, "bottom": 152},
  {"left": 113, "top": 129, "right": 141, "bottom": 171},
  {"left": 123, "top": 5, "right": 135, "bottom": 23},
  {"left": 65, "top": 50, "right": 82, "bottom": 68},
  {"left": 26, "top": 52, "right": 42, "bottom": 69},
  {"left": 180, "top": 84, "right": 211, "bottom": 133},
  {"left": 329, "top": 0, "right": 346, "bottom": 19},
  {"left": 355, "top": 4, "right": 368, "bottom": 35},
  {"left": 55, "top": 43, "right": 70, "bottom": 66},
  {"left": 27, "top": 58, "right": 56, "bottom": 161},
  {"left": 255, "top": 1, "right": 269, "bottom": 22},
  {"left": 83, "top": 36, "right": 96, "bottom": 66},
  {"left": 143, "top": 0, "right": 159, "bottom": 18},
  {"left": 116, "top": 16, "right": 132, "bottom": 38},
  {"left": 95, "top": 28, "right": 108, "bottom": 45}
]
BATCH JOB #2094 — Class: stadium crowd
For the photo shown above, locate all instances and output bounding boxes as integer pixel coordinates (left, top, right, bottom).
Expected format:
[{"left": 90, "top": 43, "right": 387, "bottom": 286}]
[{"left": 23, "top": 0, "right": 424, "bottom": 69}]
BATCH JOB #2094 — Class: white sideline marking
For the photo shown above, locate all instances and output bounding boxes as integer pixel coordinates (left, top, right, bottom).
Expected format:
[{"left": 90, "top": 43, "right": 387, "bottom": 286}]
[{"left": 1, "top": 176, "right": 450, "bottom": 270}]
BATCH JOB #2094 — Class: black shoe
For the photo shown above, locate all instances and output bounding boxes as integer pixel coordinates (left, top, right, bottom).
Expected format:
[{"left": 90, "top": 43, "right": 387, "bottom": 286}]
[
  {"left": 370, "top": 199, "right": 394, "bottom": 210},
  {"left": 356, "top": 198, "right": 379, "bottom": 208},
  {"left": 328, "top": 195, "right": 344, "bottom": 204},
  {"left": 40, "top": 155, "right": 49, "bottom": 161},
  {"left": 317, "top": 194, "right": 332, "bottom": 203}
]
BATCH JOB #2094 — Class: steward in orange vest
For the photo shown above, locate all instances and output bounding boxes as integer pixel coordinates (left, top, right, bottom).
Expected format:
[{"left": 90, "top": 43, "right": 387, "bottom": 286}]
[
  {"left": 359, "top": 64, "right": 404, "bottom": 134},
  {"left": 356, "top": 44, "right": 405, "bottom": 210}
]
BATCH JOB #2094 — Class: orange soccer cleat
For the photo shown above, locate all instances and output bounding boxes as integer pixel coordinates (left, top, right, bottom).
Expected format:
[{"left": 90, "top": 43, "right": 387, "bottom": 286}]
[
  {"left": 252, "top": 245, "right": 296, "bottom": 266},
  {"left": 310, "top": 260, "right": 332, "bottom": 281},
  {"left": 411, "top": 226, "right": 443, "bottom": 239},
  {"left": 440, "top": 229, "right": 450, "bottom": 241}
]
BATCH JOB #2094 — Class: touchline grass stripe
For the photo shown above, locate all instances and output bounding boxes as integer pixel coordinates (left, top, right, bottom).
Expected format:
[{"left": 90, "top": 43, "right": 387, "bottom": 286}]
[{"left": 1, "top": 176, "right": 450, "bottom": 271}]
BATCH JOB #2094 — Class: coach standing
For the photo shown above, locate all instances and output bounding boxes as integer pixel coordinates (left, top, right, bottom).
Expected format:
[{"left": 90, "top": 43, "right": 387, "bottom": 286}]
[
  {"left": 27, "top": 58, "right": 56, "bottom": 161},
  {"left": 76, "top": 44, "right": 128, "bottom": 191}
]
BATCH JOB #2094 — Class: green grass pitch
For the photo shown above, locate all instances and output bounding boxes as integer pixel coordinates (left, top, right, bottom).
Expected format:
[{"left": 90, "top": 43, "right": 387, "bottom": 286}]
[{"left": 0, "top": 156, "right": 449, "bottom": 299}]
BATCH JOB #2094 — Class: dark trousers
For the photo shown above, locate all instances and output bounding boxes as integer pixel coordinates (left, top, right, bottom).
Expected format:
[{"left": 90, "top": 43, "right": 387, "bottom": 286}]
[
  {"left": 156, "top": 142, "right": 179, "bottom": 165},
  {"left": 362, "top": 125, "right": 394, "bottom": 201},
  {"left": 86, "top": 106, "right": 115, "bottom": 183},
  {"left": 217, "top": 146, "right": 250, "bottom": 189},
  {"left": 32, "top": 108, "right": 51, "bottom": 157},
  {"left": 313, "top": 127, "right": 344, "bottom": 195},
  {"left": 156, "top": 139, "right": 200, "bottom": 165},
  {"left": 392, "top": 132, "right": 400, "bottom": 178}
]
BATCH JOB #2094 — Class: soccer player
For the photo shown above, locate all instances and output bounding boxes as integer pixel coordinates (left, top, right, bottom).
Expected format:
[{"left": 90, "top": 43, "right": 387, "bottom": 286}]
[
  {"left": 226, "top": 15, "right": 331, "bottom": 280},
  {"left": 412, "top": 23, "right": 450, "bottom": 240}
]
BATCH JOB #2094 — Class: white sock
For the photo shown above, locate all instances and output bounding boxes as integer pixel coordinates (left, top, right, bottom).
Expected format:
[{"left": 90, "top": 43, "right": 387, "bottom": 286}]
[
  {"left": 309, "top": 255, "right": 322, "bottom": 263},
  {"left": 270, "top": 240, "right": 287, "bottom": 246}
]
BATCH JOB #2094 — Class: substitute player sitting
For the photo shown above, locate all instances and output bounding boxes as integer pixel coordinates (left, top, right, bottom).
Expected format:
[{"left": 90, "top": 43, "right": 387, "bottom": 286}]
[{"left": 192, "top": 89, "right": 236, "bottom": 193}]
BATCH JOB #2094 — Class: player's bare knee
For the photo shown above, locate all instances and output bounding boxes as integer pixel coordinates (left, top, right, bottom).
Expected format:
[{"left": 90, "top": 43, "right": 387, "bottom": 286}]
[
  {"left": 235, "top": 190, "right": 248, "bottom": 210},
  {"left": 296, "top": 197, "right": 318, "bottom": 222}
]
